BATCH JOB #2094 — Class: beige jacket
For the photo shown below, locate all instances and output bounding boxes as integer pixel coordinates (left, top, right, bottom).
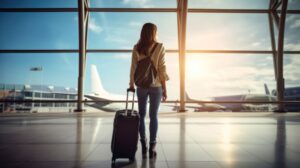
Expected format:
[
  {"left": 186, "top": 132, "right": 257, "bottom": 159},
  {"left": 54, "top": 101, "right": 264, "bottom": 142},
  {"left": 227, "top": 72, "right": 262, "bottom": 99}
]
[{"left": 130, "top": 43, "right": 169, "bottom": 87}]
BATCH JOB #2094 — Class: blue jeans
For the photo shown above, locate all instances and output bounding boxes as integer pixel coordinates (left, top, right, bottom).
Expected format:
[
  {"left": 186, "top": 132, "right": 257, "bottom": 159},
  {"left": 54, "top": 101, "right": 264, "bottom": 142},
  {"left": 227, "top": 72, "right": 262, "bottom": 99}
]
[{"left": 137, "top": 87, "right": 162, "bottom": 143}]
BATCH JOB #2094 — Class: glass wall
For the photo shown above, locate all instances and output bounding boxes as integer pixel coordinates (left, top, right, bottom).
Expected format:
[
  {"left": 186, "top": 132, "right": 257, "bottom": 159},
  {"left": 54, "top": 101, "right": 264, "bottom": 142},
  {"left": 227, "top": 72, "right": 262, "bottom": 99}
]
[
  {"left": 84, "top": 53, "right": 179, "bottom": 112},
  {"left": 285, "top": 14, "right": 300, "bottom": 51},
  {"left": 90, "top": 0, "right": 176, "bottom": 8},
  {"left": 185, "top": 54, "right": 276, "bottom": 97},
  {"left": 0, "top": 12, "right": 78, "bottom": 49},
  {"left": 0, "top": 54, "right": 78, "bottom": 113},
  {"left": 0, "top": 0, "right": 300, "bottom": 113},
  {"left": 188, "top": 0, "right": 269, "bottom": 9},
  {"left": 187, "top": 14, "right": 271, "bottom": 50},
  {"left": 284, "top": 55, "right": 300, "bottom": 88},
  {"left": 0, "top": 0, "right": 77, "bottom": 8},
  {"left": 87, "top": 12, "right": 178, "bottom": 50}
]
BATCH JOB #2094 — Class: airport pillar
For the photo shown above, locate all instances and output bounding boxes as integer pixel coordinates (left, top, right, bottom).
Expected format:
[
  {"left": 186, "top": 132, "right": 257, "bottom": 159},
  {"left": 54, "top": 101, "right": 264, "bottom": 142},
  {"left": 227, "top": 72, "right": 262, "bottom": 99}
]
[
  {"left": 75, "top": 0, "right": 89, "bottom": 112},
  {"left": 177, "top": 0, "right": 188, "bottom": 112},
  {"left": 268, "top": 1, "right": 277, "bottom": 80},
  {"left": 276, "top": 0, "right": 288, "bottom": 112}
]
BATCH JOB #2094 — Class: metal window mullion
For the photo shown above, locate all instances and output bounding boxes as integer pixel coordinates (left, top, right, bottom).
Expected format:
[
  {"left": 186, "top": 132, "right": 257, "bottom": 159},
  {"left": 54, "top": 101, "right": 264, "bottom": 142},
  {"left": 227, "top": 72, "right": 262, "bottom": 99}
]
[
  {"left": 269, "top": 0, "right": 274, "bottom": 9},
  {"left": 87, "top": 8, "right": 177, "bottom": 12},
  {"left": 271, "top": 0, "right": 279, "bottom": 10},
  {"left": 177, "top": 0, "right": 188, "bottom": 112},
  {"left": 83, "top": 1, "right": 90, "bottom": 89},
  {"left": 274, "top": 0, "right": 283, "bottom": 10},
  {"left": 2, "top": 49, "right": 300, "bottom": 54},
  {"left": 286, "top": 10, "right": 300, "bottom": 14},
  {"left": 75, "top": 0, "right": 87, "bottom": 112},
  {"left": 1, "top": 8, "right": 298, "bottom": 14},
  {"left": 276, "top": 0, "right": 288, "bottom": 112},
  {"left": 271, "top": 11, "right": 280, "bottom": 28},
  {"left": 1, "top": 99, "right": 300, "bottom": 105},
  {"left": 176, "top": 0, "right": 182, "bottom": 112},
  {"left": 186, "top": 50, "right": 273, "bottom": 54},
  {"left": 0, "top": 8, "right": 77, "bottom": 12},
  {"left": 0, "top": 50, "right": 78, "bottom": 53},
  {"left": 268, "top": 0, "right": 278, "bottom": 80},
  {"left": 188, "top": 9, "right": 268, "bottom": 13}
]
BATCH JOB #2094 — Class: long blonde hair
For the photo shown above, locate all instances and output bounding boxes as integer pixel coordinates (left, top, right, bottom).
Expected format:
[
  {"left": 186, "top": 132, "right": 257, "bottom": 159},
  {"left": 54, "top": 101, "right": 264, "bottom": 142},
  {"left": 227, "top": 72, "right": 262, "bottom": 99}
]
[{"left": 136, "top": 23, "right": 157, "bottom": 55}]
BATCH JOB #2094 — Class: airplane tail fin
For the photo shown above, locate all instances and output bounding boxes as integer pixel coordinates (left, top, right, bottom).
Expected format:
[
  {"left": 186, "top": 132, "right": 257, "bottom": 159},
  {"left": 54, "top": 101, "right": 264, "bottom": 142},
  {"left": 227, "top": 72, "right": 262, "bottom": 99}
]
[
  {"left": 91, "top": 64, "right": 107, "bottom": 95},
  {"left": 185, "top": 91, "right": 192, "bottom": 101},
  {"left": 264, "top": 83, "right": 270, "bottom": 95}
]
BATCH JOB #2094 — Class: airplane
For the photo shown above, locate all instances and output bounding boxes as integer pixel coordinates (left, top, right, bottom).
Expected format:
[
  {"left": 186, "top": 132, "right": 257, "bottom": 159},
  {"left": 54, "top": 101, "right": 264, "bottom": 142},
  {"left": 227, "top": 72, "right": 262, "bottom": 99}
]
[
  {"left": 84, "top": 65, "right": 131, "bottom": 112},
  {"left": 211, "top": 83, "right": 277, "bottom": 112},
  {"left": 272, "top": 86, "right": 300, "bottom": 112},
  {"left": 85, "top": 65, "right": 180, "bottom": 112},
  {"left": 184, "top": 93, "right": 228, "bottom": 112},
  {"left": 86, "top": 64, "right": 297, "bottom": 112},
  {"left": 177, "top": 84, "right": 277, "bottom": 112}
]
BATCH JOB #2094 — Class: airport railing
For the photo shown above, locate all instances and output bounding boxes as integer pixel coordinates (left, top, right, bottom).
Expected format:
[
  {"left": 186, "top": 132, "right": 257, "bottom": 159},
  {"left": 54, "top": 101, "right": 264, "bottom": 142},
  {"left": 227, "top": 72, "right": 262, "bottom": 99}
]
[{"left": 0, "top": 99, "right": 299, "bottom": 104}]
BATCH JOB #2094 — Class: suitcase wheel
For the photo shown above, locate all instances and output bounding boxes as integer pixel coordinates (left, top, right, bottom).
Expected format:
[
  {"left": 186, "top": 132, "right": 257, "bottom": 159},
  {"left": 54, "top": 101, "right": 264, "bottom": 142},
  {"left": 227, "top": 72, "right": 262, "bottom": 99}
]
[
  {"left": 112, "top": 156, "right": 116, "bottom": 165},
  {"left": 129, "top": 156, "right": 135, "bottom": 162}
]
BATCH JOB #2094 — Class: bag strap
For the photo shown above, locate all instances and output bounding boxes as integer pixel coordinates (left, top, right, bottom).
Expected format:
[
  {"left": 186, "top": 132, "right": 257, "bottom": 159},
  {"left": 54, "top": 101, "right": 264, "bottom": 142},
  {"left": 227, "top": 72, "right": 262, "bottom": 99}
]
[{"left": 148, "top": 43, "right": 158, "bottom": 57}]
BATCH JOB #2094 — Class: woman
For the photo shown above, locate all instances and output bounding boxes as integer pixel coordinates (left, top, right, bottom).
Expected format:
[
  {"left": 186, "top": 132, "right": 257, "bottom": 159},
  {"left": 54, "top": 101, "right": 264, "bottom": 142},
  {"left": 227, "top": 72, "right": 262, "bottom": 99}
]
[{"left": 129, "top": 23, "right": 169, "bottom": 159}]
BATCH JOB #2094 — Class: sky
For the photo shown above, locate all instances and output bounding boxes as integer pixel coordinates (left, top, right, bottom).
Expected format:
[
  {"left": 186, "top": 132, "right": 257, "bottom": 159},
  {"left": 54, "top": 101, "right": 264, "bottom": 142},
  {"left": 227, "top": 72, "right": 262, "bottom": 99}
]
[{"left": 0, "top": 0, "right": 300, "bottom": 100}]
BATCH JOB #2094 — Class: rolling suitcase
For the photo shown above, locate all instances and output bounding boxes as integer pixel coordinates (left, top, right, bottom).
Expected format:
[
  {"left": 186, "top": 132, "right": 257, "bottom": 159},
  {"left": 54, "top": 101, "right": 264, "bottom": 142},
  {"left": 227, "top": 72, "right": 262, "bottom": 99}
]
[{"left": 111, "top": 88, "right": 140, "bottom": 164}]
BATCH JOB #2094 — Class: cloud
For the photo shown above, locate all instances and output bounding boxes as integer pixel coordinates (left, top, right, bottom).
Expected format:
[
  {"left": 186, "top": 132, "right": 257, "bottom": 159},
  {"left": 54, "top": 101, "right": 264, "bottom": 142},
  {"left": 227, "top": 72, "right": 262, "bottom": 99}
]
[
  {"left": 88, "top": 18, "right": 103, "bottom": 34},
  {"left": 129, "top": 21, "right": 142, "bottom": 27},
  {"left": 113, "top": 54, "right": 131, "bottom": 60},
  {"left": 59, "top": 54, "right": 72, "bottom": 66},
  {"left": 285, "top": 43, "right": 300, "bottom": 50},
  {"left": 286, "top": 15, "right": 297, "bottom": 22},
  {"left": 122, "top": 0, "right": 152, "bottom": 8},
  {"left": 290, "top": 19, "right": 300, "bottom": 29},
  {"left": 251, "top": 42, "right": 261, "bottom": 47}
]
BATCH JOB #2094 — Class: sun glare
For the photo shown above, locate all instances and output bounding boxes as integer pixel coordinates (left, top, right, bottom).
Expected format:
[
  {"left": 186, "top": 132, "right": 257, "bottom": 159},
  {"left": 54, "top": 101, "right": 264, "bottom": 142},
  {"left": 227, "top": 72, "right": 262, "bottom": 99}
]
[{"left": 186, "top": 58, "right": 209, "bottom": 79}]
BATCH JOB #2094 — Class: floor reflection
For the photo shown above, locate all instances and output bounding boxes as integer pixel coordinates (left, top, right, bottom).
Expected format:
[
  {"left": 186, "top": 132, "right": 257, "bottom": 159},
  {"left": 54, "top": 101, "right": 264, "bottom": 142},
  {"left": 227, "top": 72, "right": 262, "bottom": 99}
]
[
  {"left": 0, "top": 113, "right": 300, "bottom": 168},
  {"left": 75, "top": 116, "right": 83, "bottom": 166},
  {"left": 274, "top": 117, "right": 286, "bottom": 168}
]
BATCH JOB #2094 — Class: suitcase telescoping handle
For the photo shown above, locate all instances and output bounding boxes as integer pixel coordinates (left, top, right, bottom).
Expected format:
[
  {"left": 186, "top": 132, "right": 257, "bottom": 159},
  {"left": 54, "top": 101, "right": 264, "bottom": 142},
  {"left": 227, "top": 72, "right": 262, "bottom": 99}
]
[{"left": 125, "top": 88, "right": 135, "bottom": 116}]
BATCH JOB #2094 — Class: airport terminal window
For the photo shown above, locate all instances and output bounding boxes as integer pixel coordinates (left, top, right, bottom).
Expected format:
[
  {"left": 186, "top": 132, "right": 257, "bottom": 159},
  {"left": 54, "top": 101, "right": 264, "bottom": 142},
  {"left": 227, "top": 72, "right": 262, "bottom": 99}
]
[
  {"left": 1, "top": 0, "right": 299, "bottom": 113},
  {"left": 188, "top": 0, "right": 269, "bottom": 9},
  {"left": 284, "top": 14, "right": 300, "bottom": 51},
  {"left": 0, "top": 84, "right": 4, "bottom": 90},
  {"left": 87, "top": 13, "right": 178, "bottom": 50},
  {"left": 0, "top": 0, "right": 77, "bottom": 8},
  {"left": 34, "top": 92, "right": 41, "bottom": 98},
  {"left": 288, "top": 0, "right": 300, "bottom": 10},
  {"left": 284, "top": 55, "right": 300, "bottom": 88},
  {"left": 24, "top": 103, "right": 32, "bottom": 107},
  {"left": 42, "top": 93, "right": 54, "bottom": 99},
  {"left": 55, "top": 103, "right": 67, "bottom": 107},
  {"left": 0, "top": 13, "right": 78, "bottom": 49},
  {"left": 0, "top": 54, "right": 78, "bottom": 92},
  {"left": 185, "top": 53, "right": 276, "bottom": 99},
  {"left": 86, "top": 53, "right": 179, "bottom": 100},
  {"left": 55, "top": 94, "right": 68, "bottom": 99},
  {"left": 3, "top": 85, "right": 15, "bottom": 91},
  {"left": 41, "top": 103, "right": 53, "bottom": 107},
  {"left": 90, "top": 0, "right": 176, "bottom": 8},
  {"left": 69, "top": 95, "right": 76, "bottom": 99},
  {"left": 24, "top": 92, "right": 33, "bottom": 97},
  {"left": 187, "top": 13, "right": 270, "bottom": 50}
]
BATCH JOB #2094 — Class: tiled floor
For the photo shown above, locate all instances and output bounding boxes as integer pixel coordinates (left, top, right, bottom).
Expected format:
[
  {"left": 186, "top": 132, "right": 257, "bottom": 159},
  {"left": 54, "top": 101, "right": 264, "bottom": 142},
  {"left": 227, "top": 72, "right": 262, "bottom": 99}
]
[{"left": 0, "top": 112, "right": 300, "bottom": 168}]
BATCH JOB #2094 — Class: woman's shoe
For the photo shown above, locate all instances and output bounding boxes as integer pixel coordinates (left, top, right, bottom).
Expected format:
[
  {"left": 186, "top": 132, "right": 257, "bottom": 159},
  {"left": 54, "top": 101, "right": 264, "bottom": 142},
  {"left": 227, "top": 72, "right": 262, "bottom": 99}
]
[
  {"left": 149, "top": 142, "right": 157, "bottom": 159},
  {"left": 141, "top": 139, "right": 148, "bottom": 159}
]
